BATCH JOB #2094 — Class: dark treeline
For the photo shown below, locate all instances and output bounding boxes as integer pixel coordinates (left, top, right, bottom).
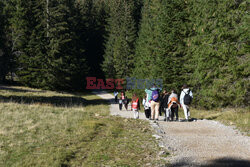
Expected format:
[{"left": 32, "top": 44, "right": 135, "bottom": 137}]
[
  {"left": 0, "top": 0, "right": 108, "bottom": 90},
  {"left": 0, "top": 0, "right": 249, "bottom": 109}
]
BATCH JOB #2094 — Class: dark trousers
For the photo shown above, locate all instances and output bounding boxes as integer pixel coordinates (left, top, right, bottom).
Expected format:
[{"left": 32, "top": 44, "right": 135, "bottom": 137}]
[
  {"left": 124, "top": 104, "right": 128, "bottom": 110},
  {"left": 171, "top": 106, "right": 178, "bottom": 120},
  {"left": 119, "top": 103, "right": 122, "bottom": 110},
  {"left": 115, "top": 96, "right": 118, "bottom": 103},
  {"left": 144, "top": 108, "right": 151, "bottom": 118}
]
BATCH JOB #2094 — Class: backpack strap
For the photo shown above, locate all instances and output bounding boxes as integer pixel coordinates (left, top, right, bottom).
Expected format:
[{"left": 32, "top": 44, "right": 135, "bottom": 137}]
[{"left": 183, "top": 90, "right": 190, "bottom": 95}]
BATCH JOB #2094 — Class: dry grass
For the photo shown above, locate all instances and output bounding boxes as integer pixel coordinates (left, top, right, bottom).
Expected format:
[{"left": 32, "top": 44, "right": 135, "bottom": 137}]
[
  {"left": 0, "top": 86, "right": 163, "bottom": 167},
  {"left": 178, "top": 107, "right": 250, "bottom": 136}
]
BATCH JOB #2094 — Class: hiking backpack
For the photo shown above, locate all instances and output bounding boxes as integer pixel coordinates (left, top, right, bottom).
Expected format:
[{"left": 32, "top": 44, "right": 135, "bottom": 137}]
[
  {"left": 152, "top": 89, "right": 159, "bottom": 102},
  {"left": 183, "top": 90, "right": 192, "bottom": 105},
  {"left": 132, "top": 98, "right": 139, "bottom": 109},
  {"left": 170, "top": 97, "right": 178, "bottom": 108}
]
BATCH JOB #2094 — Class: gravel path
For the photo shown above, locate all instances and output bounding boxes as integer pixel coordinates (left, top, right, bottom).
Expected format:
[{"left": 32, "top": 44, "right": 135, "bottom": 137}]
[{"left": 95, "top": 91, "right": 250, "bottom": 167}]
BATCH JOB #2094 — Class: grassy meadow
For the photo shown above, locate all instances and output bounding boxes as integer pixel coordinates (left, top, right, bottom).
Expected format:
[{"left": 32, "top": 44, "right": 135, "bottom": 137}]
[
  {"left": 0, "top": 86, "right": 164, "bottom": 167},
  {"left": 180, "top": 108, "right": 250, "bottom": 136}
]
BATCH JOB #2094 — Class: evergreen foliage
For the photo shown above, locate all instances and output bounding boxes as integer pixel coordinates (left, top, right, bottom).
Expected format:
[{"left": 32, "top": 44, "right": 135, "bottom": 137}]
[
  {"left": 46, "top": 0, "right": 88, "bottom": 90},
  {"left": 102, "top": 0, "right": 138, "bottom": 78},
  {"left": 81, "top": 0, "right": 107, "bottom": 78},
  {"left": 0, "top": 0, "right": 9, "bottom": 82},
  {"left": 6, "top": 0, "right": 34, "bottom": 84},
  {"left": 186, "top": 0, "right": 249, "bottom": 108},
  {"left": 0, "top": 0, "right": 248, "bottom": 108},
  {"left": 133, "top": 0, "right": 188, "bottom": 91}
]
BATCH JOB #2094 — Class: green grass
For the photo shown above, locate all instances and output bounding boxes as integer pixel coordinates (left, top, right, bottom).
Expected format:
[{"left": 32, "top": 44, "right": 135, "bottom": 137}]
[
  {"left": 178, "top": 108, "right": 250, "bottom": 136},
  {"left": 0, "top": 86, "right": 164, "bottom": 167}
]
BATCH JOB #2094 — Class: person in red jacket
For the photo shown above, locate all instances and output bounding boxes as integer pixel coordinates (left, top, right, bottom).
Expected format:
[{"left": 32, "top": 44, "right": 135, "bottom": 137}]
[{"left": 131, "top": 93, "right": 140, "bottom": 119}]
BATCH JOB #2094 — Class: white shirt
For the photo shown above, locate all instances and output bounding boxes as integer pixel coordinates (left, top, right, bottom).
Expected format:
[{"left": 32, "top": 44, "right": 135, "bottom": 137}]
[
  {"left": 143, "top": 95, "right": 150, "bottom": 109},
  {"left": 180, "top": 88, "right": 193, "bottom": 105},
  {"left": 168, "top": 93, "right": 178, "bottom": 104},
  {"left": 114, "top": 91, "right": 118, "bottom": 96}
]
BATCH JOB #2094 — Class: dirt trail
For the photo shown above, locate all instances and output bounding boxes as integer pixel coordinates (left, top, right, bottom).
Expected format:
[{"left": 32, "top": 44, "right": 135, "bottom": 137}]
[{"left": 95, "top": 91, "right": 250, "bottom": 167}]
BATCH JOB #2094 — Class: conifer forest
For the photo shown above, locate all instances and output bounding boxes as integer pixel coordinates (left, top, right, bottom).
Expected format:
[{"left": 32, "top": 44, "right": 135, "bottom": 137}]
[{"left": 0, "top": 0, "right": 249, "bottom": 109}]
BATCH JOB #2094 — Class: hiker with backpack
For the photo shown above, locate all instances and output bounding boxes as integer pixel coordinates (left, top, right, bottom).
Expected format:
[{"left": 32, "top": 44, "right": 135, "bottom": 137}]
[
  {"left": 145, "top": 84, "right": 162, "bottom": 121},
  {"left": 142, "top": 94, "right": 151, "bottom": 119},
  {"left": 180, "top": 84, "right": 193, "bottom": 121},
  {"left": 168, "top": 90, "right": 181, "bottom": 121},
  {"left": 131, "top": 93, "right": 140, "bottom": 119}
]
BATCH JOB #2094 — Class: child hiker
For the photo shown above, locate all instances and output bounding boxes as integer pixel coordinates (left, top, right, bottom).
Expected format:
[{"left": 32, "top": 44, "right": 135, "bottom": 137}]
[{"left": 131, "top": 93, "right": 140, "bottom": 119}]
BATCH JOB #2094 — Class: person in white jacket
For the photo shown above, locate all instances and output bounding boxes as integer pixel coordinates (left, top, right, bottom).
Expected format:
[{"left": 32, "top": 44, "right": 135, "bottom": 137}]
[
  {"left": 142, "top": 94, "right": 151, "bottom": 119},
  {"left": 180, "top": 84, "right": 193, "bottom": 121}
]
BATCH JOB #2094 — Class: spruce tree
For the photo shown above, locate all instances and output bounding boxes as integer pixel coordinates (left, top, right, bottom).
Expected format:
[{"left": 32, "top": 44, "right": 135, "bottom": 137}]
[
  {"left": 81, "top": 0, "right": 107, "bottom": 78},
  {"left": 6, "top": 0, "right": 35, "bottom": 85},
  {"left": 0, "top": 0, "right": 8, "bottom": 82},
  {"left": 6, "top": 0, "right": 89, "bottom": 90},
  {"left": 187, "top": 0, "right": 249, "bottom": 108},
  {"left": 133, "top": 0, "right": 188, "bottom": 91},
  {"left": 132, "top": 0, "right": 161, "bottom": 80},
  {"left": 102, "top": 0, "right": 137, "bottom": 78},
  {"left": 46, "top": 0, "right": 89, "bottom": 90}
]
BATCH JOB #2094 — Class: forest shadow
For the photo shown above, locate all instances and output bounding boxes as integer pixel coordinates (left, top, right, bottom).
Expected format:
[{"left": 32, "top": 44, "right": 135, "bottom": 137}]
[
  {"left": 168, "top": 157, "right": 250, "bottom": 167},
  {"left": 0, "top": 95, "right": 115, "bottom": 107},
  {"left": 0, "top": 85, "right": 46, "bottom": 93}
]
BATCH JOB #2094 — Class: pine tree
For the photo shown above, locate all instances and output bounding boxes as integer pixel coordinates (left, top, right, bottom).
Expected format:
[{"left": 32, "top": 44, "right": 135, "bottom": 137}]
[
  {"left": 46, "top": 0, "right": 89, "bottom": 90},
  {"left": 0, "top": 0, "right": 8, "bottom": 82},
  {"left": 132, "top": 0, "right": 161, "bottom": 80},
  {"left": 81, "top": 0, "right": 107, "bottom": 78},
  {"left": 6, "top": 0, "right": 35, "bottom": 85},
  {"left": 133, "top": 0, "right": 189, "bottom": 91},
  {"left": 102, "top": 0, "right": 137, "bottom": 78},
  {"left": 187, "top": 0, "right": 249, "bottom": 108},
  {"left": 6, "top": 0, "right": 89, "bottom": 90}
]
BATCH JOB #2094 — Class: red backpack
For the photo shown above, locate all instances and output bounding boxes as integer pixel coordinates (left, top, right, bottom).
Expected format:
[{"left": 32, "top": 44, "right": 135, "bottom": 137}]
[{"left": 132, "top": 98, "right": 139, "bottom": 109}]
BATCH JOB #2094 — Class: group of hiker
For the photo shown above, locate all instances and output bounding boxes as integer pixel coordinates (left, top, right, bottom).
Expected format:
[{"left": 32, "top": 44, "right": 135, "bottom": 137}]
[
  {"left": 114, "top": 84, "right": 193, "bottom": 122},
  {"left": 114, "top": 90, "right": 130, "bottom": 111}
]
